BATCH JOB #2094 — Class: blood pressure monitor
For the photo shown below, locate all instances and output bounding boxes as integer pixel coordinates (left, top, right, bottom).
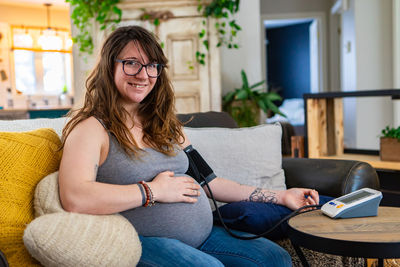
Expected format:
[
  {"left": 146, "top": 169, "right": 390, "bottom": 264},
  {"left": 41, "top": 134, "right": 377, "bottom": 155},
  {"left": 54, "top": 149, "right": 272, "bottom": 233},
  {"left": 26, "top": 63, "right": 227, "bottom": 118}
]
[{"left": 321, "top": 188, "right": 382, "bottom": 219}]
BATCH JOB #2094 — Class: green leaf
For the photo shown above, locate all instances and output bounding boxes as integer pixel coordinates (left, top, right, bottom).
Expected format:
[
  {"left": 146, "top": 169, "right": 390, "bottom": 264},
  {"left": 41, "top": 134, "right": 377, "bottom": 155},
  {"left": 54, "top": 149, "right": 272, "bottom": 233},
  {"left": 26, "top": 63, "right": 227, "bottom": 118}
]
[
  {"left": 266, "top": 99, "right": 286, "bottom": 117},
  {"left": 113, "top": 6, "right": 122, "bottom": 19},
  {"left": 203, "top": 40, "right": 209, "bottom": 50},
  {"left": 241, "top": 70, "right": 249, "bottom": 88},
  {"left": 257, "top": 99, "right": 267, "bottom": 113},
  {"left": 264, "top": 92, "right": 282, "bottom": 101},
  {"left": 235, "top": 89, "right": 248, "bottom": 100},
  {"left": 250, "top": 80, "right": 266, "bottom": 89},
  {"left": 154, "top": 18, "right": 160, "bottom": 26},
  {"left": 223, "top": 91, "right": 236, "bottom": 103},
  {"left": 199, "top": 30, "right": 205, "bottom": 38}
]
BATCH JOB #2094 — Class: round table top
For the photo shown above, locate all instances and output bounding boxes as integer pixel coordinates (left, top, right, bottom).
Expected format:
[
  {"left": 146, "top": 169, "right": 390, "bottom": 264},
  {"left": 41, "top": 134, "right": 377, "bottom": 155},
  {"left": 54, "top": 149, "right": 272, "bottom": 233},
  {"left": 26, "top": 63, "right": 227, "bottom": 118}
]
[{"left": 288, "top": 206, "right": 400, "bottom": 243}]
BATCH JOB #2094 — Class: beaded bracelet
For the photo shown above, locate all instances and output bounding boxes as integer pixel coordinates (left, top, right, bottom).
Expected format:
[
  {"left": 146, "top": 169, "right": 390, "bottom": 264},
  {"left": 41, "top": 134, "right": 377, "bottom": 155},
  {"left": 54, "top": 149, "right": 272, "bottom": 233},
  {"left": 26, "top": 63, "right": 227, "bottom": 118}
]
[
  {"left": 137, "top": 183, "right": 146, "bottom": 206},
  {"left": 139, "top": 181, "right": 155, "bottom": 207}
]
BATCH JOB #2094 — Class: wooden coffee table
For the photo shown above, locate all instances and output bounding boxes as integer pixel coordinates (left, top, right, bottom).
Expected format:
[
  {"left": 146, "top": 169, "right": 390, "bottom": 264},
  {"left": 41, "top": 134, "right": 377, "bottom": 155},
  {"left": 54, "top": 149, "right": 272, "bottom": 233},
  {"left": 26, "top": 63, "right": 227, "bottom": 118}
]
[{"left": 287, "top": 206, "right": 400, "bottom": 267}]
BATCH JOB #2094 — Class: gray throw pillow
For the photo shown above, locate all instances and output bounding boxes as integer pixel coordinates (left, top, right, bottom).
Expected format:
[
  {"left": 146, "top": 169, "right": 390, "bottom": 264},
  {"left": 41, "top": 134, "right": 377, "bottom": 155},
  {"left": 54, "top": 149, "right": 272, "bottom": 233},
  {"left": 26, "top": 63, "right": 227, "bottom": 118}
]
[{"left": 184, "top": 123, "right": 286, "bottom": 195}]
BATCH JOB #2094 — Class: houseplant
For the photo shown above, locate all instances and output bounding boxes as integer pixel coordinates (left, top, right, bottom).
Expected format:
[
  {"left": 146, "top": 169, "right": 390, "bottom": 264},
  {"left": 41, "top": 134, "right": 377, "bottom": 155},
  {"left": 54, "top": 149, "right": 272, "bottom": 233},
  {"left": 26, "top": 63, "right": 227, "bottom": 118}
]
[
  {"left": 380, "top": 126, "right": 400, "bottom": 162},
  {"left": 222, "top": 70, "right": 284, "bottom": 127}
]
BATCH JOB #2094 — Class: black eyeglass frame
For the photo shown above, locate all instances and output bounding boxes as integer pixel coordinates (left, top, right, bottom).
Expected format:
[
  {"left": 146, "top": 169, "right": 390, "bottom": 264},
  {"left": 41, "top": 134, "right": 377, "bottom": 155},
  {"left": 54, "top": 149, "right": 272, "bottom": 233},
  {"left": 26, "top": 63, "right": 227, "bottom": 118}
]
[{"left": 115, "top": 59, "right": 164, "bottom": 78}]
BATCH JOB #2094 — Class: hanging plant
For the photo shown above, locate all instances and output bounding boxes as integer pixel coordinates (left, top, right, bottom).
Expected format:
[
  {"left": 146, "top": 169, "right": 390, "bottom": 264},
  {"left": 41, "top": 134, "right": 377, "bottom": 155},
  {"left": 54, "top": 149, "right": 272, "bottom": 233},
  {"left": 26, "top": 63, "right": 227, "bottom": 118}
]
[
  {"left": 66, "top": 0, "right": 122, "bottom": 54},
  {"left": 196, "top": 0, "right": 241, "bottom": 65}
]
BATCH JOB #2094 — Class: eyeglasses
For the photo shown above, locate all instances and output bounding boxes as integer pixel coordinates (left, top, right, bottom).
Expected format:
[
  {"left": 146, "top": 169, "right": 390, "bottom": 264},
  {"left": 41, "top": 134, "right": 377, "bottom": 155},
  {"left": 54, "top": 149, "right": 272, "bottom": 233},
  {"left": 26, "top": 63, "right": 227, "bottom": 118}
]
[{"left": 115, "top": 59, "right": 164, "bottom": 78}]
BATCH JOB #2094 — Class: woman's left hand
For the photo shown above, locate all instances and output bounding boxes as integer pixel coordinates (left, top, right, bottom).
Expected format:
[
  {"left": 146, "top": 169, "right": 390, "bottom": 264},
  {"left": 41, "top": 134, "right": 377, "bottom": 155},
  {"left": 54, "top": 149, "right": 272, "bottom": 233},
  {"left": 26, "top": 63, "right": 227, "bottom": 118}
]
[{"left": 280, "top": 188, "right": 320, "bottom": 211}]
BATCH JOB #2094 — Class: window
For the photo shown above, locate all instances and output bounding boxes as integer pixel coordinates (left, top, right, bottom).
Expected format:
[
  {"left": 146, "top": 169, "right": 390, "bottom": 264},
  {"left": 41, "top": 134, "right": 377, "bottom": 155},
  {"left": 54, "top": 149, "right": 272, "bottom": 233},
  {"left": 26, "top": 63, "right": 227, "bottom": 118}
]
[{"left": 12, "top": 26, "right": 72, "bottom": 95}]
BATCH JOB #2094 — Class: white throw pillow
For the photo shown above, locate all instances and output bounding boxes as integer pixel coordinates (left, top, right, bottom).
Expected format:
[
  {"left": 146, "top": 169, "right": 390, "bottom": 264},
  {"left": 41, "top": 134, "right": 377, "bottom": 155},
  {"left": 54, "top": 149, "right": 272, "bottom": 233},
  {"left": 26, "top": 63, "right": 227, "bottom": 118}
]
[
  {"left": 0, "top": 117, "right": 68, "bottom": 137},
  {"left": 23, "top": 172, "right": 142, "bottom": 267},
  {"left": 24, "top": 212, "right": 141, "bottom": 267},
  {"left": 184, "top": 123, "right": 286, "bottom": 193}
]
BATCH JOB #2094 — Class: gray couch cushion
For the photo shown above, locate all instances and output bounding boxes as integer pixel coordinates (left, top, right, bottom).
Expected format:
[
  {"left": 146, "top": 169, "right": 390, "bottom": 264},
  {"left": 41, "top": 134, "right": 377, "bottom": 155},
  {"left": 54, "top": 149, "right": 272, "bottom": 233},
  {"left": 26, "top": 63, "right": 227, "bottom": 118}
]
[{"left": 185, "top": 123, "right": 286, "bottom": 194}]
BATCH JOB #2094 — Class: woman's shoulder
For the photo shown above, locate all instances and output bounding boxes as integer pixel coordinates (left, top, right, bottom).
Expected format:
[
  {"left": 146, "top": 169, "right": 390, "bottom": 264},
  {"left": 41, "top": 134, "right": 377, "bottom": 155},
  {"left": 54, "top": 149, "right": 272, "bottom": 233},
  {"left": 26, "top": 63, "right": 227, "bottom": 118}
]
[{"left": 68, "top": 116, "right": 108, "bottom": 140}]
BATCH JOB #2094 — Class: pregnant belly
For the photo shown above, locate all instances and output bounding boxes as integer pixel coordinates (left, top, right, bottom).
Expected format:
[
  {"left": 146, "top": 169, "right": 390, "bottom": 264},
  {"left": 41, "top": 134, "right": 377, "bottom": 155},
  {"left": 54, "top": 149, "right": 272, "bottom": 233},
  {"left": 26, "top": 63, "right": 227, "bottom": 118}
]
[{"left": 120, "top": 187, "right": 213, "bottom": 248}]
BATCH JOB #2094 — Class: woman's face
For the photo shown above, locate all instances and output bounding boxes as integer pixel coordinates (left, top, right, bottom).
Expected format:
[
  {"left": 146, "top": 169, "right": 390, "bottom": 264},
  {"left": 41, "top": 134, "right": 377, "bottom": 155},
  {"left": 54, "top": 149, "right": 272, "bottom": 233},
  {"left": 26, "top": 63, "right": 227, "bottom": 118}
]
[{"left": 114, "top": 41, "right": 158, "bottom": 110}]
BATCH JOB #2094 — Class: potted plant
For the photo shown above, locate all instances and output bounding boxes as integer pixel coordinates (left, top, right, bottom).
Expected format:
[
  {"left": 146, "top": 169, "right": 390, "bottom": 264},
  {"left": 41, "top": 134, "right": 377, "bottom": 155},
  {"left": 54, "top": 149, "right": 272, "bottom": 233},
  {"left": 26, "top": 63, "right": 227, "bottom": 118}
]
[
  {"left": 222, "top": 70, "right": 285, "bottom": 127},
  {"left": 380, "top": 126, "right": 400, "bottom": 161}
]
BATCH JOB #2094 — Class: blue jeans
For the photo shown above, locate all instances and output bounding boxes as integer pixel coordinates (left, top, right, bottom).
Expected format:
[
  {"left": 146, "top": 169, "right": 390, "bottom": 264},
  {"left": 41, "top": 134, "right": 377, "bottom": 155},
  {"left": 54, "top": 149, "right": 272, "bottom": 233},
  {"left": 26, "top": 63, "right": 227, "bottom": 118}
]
[
  {"left": 214, "top": 195, "right": 334, "bottom": 240},
  {"left": 138, "top": 226, "right": 291, "bottom": 267}
]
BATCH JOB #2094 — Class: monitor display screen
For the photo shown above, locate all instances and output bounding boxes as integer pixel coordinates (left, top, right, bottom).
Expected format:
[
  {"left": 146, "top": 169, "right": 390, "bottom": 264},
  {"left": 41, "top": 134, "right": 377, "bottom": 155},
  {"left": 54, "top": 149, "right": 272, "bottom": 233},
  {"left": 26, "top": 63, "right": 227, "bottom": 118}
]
[{"left": 338, "top": 191, "right": 374, "bottom": 204}]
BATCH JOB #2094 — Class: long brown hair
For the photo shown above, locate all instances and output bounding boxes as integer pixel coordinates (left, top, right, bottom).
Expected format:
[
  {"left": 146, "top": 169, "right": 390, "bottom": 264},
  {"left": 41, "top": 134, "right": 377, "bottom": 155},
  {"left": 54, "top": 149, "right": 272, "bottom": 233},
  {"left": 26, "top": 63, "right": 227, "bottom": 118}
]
[{"left": 62, "top": 25, "right": 184, "bottom": 156}]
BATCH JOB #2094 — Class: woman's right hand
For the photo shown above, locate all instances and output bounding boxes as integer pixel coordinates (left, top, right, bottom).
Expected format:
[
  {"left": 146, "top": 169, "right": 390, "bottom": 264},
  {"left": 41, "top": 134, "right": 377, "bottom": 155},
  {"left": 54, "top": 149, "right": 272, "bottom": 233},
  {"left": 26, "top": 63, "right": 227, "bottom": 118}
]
[{"left": 149, "top": 171, "right": 201, "bottom": 204}]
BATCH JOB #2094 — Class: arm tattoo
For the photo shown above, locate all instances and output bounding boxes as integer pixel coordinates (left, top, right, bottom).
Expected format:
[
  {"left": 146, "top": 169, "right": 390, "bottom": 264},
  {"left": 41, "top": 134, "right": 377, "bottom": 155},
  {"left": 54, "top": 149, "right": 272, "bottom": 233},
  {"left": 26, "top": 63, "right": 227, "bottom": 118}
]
[{"left": 247, "top": 187, "right": 277, "bottom": 203}]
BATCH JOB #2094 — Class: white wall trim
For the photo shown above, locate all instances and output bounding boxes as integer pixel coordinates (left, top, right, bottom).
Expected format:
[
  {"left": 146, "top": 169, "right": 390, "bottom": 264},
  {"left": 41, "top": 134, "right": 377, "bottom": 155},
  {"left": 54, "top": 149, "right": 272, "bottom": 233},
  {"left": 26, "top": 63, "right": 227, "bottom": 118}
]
[
  {"left": 393, "top": 0, "right": 400, "bottom": 126},
  {"left": 260, "top": 12, "right": 328, "bottom": 93},
  {"left": 394, "top": 0, "right": 400, "bottom": 88}
]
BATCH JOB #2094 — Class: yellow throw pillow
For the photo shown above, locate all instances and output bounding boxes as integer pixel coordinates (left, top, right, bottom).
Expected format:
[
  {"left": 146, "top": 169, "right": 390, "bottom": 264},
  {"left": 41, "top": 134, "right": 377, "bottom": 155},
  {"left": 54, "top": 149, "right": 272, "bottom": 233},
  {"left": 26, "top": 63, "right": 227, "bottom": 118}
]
[{"left": 0, "top": 128, "right": 62, "bottom": 266}]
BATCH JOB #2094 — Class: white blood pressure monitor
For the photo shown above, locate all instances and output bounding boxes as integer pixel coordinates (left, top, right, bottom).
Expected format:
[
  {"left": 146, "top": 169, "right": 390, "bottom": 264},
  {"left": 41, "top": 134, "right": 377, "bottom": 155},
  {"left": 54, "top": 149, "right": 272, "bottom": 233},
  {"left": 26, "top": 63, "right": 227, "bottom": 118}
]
[{"left": 321, "top": 188, "right": 382, "bottom": 219}]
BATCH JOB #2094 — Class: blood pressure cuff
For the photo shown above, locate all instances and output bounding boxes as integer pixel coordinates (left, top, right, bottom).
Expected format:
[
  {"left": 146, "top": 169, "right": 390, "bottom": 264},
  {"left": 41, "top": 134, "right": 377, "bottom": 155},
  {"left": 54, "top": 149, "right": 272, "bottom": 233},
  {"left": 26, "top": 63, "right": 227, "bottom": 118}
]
[{"left": 184, "top": 145, "right": 216, "bottom": 186}]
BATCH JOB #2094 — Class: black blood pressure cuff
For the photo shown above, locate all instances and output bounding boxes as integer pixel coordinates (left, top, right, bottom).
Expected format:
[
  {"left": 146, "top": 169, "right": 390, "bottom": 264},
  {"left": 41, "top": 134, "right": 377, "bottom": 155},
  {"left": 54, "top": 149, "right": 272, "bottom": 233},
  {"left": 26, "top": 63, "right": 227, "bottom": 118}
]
[{"left": 184, "top": 145, "right": 217, "bottom": 186}]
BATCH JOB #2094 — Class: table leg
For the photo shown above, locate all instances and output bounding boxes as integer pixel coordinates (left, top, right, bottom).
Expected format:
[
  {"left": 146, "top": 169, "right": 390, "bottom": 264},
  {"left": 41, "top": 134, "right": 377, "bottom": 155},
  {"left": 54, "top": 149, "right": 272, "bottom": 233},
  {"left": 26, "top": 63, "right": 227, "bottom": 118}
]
[
  {"left": 290, "top": 240, "right": 310, "bottom": 267},
  {"left": 378, "top": 258, "right": 384, "bottom": 267}
]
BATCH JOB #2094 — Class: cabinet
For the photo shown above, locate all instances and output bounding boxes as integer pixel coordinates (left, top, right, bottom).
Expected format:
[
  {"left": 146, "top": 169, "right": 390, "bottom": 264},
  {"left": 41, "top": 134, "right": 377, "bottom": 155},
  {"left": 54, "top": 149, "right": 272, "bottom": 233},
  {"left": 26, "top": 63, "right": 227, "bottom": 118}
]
[{"left": 0, "top": 108, "right": 70, "bottom": 120}]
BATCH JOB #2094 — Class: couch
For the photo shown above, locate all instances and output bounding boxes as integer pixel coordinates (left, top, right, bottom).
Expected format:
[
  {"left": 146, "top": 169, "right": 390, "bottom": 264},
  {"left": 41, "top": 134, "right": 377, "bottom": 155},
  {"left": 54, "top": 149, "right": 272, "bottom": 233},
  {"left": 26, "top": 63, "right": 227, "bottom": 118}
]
[{"left": 0, "top": 111, "right": 379, "bottom": 266}]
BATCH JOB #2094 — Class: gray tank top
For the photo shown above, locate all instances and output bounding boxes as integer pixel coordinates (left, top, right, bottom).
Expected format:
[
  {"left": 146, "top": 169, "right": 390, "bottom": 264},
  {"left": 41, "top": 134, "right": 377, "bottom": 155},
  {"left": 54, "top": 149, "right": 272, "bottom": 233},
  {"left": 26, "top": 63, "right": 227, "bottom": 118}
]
[{"left": 96, "top": 121, "right": 213, "bottom": 248}]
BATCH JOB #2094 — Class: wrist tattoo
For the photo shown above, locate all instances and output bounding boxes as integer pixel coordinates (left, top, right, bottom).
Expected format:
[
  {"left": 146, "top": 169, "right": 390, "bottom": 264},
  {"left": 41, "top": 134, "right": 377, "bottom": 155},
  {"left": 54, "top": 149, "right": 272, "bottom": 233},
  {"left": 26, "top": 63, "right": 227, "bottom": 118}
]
[{"left": 247, "top": 188, "right": 277, "bottom": 203}]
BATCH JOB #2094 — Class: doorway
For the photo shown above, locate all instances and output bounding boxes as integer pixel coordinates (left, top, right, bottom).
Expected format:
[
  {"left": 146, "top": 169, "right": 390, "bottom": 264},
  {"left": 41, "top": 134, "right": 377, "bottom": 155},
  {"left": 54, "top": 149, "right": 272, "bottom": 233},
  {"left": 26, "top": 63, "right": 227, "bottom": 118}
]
[
  {"left": 265, "top": 18, "right": 317, "bottom": 100},
  {"left": 261, "top": 13, "right": 327, "bottom": 134}
]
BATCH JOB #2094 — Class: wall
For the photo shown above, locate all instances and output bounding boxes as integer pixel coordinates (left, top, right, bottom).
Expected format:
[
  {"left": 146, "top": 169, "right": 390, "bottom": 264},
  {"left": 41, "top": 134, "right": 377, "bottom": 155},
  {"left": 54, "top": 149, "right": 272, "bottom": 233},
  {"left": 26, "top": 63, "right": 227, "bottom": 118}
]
[
  {"left": 266, "top": 22, "right": 311, "bottom": 99},
  {"left": 354, "top": 0, "right": 393, "bottom": 150},
  {"left": 394, "top": 0, "right": 400, "bottom": 127},
  {"left": 220, "top": 0, "right": 262, "bottom": 96},
  {"left": 340, "top": 0, "right": 394, "bottom": 150},
  {"left": 260, "top": 0, "right": 332, "bottom": 92}
]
